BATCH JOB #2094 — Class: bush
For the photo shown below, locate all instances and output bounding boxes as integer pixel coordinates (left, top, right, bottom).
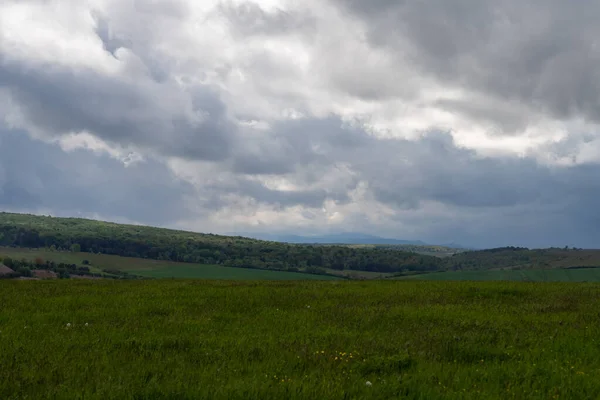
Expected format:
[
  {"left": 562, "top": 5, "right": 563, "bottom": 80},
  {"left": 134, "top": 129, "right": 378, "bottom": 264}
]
[
  {"left": 16, "top": 267, "right": 32, "bottom": 277},
  {"left": 58, "top": 270, "right": 70, "bottom": 279},
  {"left": 305, "top": 266, "right": 326, "bottom": 275}
]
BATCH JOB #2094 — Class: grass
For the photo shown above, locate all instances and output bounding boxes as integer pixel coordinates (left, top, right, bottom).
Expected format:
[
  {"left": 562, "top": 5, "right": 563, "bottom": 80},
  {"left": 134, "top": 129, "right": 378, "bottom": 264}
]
[
  {"left": 2, "top": 280, "right": 600, "bottom": 399},
  {"left": 323, "top": 268, "right": 394, "bottom": 280},
  {"left": 134, "top": 265, "right": 339, "bottom": 280},
  {"left": 0, "top": 247, "right": 339, "bottom": 280},
  {"left": 397, "top": 268, "right": 600, "bottom": 282}
]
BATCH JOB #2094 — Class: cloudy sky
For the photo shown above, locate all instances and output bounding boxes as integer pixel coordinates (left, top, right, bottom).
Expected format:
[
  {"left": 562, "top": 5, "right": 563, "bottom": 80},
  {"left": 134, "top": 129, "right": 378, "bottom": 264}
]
[{"left": 1, "top": 0, "right": 600, "bottom": 248}]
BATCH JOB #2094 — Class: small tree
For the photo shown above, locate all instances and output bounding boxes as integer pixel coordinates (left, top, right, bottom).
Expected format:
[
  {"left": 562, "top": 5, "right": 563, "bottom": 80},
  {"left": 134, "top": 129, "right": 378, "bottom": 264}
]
[
  {"left": 16, "top": 267, "right": 32, "bottom": 277},
  {"left": 3, "top": 257, "right": 14, "bottom": 268},
  {"left": 70, "top": 243, "right": 81, "bottom": 253},
  {"left": 57, "top": 269, "right": 70, "bottom": 279}
]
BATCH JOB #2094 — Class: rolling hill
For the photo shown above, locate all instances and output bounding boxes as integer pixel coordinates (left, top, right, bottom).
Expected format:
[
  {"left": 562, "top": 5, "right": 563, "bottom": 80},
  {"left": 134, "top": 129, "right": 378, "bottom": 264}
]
[
  {"left": 0, "top": 212, "right": 445, "bottom": 275},
  {"left": 1, "top": 212, "right": 600, "bottom": 280}
]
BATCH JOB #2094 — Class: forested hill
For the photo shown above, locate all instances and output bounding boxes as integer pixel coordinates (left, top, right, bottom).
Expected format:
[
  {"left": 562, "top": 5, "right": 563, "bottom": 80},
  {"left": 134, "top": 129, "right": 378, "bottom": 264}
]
[
  {"left": 443, "top": 246, "right": 600, "bottom": 271},
  {"left": 1, "top": 213, "right": 597, "bottom": 274},
  {"left": 0, "top": 213, "right": 445, "bottom": 273}
]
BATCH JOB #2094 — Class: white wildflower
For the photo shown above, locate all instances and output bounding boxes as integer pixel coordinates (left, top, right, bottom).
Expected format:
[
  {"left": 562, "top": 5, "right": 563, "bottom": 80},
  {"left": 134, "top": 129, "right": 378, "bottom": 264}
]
[
  {"left": 366, "top": 381, "right": 372, "bottom": 387},
  {"left": 66, "top": 323, "right": 71, "bottom": 328}
]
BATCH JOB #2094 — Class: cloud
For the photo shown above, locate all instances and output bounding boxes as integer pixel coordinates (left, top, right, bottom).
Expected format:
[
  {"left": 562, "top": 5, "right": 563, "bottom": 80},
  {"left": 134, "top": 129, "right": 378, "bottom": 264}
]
[
  {"left": 332, "top": 0, "right": 600, "bottom": 125},
  {"left": 218, "top": 1, "right": 316, "bottom": 37},
  {"left": 1, "top": 0, "right": 600, "bottom": 248},
  {"left": 0, "top": 52, "right": 234, "bottom": 161},
  {"left": 0, "top": 128, "right": 195, "bottom": 225}
]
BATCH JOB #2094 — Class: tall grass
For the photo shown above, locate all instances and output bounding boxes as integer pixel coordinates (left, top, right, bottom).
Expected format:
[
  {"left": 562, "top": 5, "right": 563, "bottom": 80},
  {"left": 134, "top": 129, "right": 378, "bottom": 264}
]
[{"left": 2, "top": 280, "right": 600, "bottom": 399}]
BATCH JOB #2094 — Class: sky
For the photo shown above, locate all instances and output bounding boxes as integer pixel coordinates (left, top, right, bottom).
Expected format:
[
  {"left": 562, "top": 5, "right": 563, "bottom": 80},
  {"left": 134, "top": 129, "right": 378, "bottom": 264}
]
[{"left": 1, "top": 0, "right": 600, "bottom": 248}]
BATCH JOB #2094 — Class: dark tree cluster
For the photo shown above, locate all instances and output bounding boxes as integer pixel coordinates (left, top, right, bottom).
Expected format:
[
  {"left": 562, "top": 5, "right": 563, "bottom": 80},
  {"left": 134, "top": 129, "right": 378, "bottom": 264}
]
[
  {"left": 0, "top": 256, "right": 87, "bottom": 279},
  {"left": 0, "top": 255, "right": 141, "bottom": 280}
]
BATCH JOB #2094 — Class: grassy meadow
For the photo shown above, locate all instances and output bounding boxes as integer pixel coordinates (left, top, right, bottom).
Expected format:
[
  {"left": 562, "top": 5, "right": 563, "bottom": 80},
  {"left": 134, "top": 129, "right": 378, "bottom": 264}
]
[
  {"left": 2, "top": 280, "right": 600, "bottom": 399},
  {"left": 398, "top": 268, "right": 600, "bottom": 282},
  {"left": 134, "top": 264, "right": 339, "bottom": 280}
]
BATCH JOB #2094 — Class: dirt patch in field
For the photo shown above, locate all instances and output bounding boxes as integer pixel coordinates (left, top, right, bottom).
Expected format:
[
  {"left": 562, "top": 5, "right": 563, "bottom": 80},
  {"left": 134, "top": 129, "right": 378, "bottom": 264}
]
[
  {"left": 0, "top": 264, "right": 15, "bottom": 276},
  {"left": 32, "top": 270, "right": 58, "bottom": 279}
]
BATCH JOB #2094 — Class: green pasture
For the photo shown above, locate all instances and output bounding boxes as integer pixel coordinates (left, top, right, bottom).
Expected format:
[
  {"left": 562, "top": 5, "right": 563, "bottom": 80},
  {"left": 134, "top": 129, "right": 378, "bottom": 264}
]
[{"left": 2, "top": 280, "right": 600, "bottom": 399}]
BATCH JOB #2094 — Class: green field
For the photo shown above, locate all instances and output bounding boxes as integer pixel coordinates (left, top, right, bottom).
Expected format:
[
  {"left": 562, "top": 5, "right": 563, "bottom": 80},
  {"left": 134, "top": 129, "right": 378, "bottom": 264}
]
[
  {"left": 398, "top": 268, "right": 600, "bottom": 282},
  {"left": 2, "top": 280, "right": 600, "bottom": 399},
  {"left": 8, "top": 246, "right": 600, "bottom": 283},
  {"left": 133, "top": 264, "right": 339, "bottom": 280},
  {"left": 0, "top": 247, "right": 339, "bottom": 280}
]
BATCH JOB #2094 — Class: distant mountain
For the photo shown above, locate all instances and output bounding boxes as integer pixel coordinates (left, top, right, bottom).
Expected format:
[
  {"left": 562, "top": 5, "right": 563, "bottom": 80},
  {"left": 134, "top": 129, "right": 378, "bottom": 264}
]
[
  {"left": 438, "top": 242, "right": 475, "bottom": 250},
  {"left": 232, "top": 232, "right": 429, "bottom": 245}
]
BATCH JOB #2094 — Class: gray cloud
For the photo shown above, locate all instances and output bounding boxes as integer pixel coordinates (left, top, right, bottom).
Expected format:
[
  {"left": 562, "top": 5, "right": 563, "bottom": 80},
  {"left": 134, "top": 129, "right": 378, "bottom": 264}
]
[
  {"left": 331, "top": 0, "right": 600, "bottom": 126},
  {"left": 93, "top": 14, "right": 130, "bottom": 57},
  {"left": 359, "top": 134, "right": 551, "bottom": 209},
  {"left": 218, "top": 1, "right": 316, "bottom": 37},
  {"left": 0, "top": 128, "right": 196, "bottom": 225},
  {"left": 227, "top": 113, "right": 600, "bottom": 247},
  {"left": 230, "top": 117, "right": 366, "bottom": 176},
  {"left": 205, "top": 179, "right": 334, "bottom": 209},
  {"left": 0, "top": 55, "right": 234, "bottom": 161}
]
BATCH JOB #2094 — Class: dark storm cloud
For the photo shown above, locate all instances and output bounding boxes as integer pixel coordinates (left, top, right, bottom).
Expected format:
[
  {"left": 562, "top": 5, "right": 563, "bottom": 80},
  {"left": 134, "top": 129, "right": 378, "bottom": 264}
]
[
  {"left": 330, "top": 0, "right": 600, "bottom": 125},
  {"left": 0, "top": 129, "right": 195, "bottom": 225},
  {"left": 359, "top": 133, "right": 551, "bottom": 209},
  {"left": 0, "top": 58, "right": 234, "bottom": 161},
  {"left": 356, "top": 133, "right": 600, "bottom": 248}
]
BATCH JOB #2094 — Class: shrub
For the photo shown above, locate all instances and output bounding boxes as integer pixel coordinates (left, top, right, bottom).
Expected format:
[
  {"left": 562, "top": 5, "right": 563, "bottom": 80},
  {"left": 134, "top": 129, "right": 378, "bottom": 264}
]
[
  {"left": 3, "top": 257, "right": 14, "bottom": 268},
  {"left": 16, "top": 267, "right": 32, "bottom": 277}
]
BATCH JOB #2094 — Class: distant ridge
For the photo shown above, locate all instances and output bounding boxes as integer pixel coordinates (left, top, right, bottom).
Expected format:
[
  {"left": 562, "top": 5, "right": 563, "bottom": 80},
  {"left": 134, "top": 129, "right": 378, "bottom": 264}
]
[{"left": 234, "top": 232, "right": 426, "bottom": 246}]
